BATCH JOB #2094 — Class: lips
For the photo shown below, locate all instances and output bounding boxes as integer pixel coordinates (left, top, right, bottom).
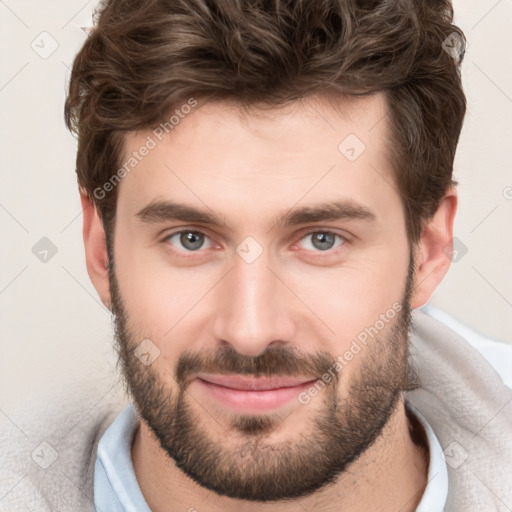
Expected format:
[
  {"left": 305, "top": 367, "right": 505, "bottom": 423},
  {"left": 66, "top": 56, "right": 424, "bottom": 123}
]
[
  {"left": 196, "top": 374, "right": 316, "bottom": 391},
  {"left": 195, "top": 374, "right": 317, "bottom": 413}
]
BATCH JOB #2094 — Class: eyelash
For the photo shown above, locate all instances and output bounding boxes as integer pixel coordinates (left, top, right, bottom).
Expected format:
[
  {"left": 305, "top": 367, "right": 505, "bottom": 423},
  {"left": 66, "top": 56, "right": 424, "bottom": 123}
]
[{"left": 162, "top": 228, "right": 348, "bottom": 257}]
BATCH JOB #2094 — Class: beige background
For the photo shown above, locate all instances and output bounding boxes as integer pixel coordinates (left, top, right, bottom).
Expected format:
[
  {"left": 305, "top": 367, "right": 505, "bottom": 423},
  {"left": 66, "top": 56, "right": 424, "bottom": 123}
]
[{"left": 1, "top": 0, "right": 511, "bottom": 418}]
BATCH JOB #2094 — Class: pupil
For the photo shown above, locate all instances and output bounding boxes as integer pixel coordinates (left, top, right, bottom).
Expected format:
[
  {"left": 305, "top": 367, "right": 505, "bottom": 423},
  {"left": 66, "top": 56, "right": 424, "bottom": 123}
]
[
  {"left": 181, "top": 232, "right": 203, "bottom": 250},
  {"left": 313, "top": 233, "right": 334, "bottom": 250}
]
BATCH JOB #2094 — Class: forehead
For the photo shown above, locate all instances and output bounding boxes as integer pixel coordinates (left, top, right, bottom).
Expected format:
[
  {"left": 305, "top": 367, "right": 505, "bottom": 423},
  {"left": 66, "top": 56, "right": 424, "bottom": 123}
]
[{"left": 116, "top": 92, "right": 399, "bottom": 229}]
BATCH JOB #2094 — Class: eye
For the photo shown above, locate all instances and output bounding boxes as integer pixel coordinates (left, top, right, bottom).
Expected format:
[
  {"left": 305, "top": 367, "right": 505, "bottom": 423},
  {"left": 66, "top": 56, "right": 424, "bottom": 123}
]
[
  {"left": 164, "top": 230, "right": 214, "bottom": 252},
  {"left": 162, "top": 228, "right": 347, "bottom": 256},
  {"left": 297, "top": 230, "right": 346, "bottom": 252}
]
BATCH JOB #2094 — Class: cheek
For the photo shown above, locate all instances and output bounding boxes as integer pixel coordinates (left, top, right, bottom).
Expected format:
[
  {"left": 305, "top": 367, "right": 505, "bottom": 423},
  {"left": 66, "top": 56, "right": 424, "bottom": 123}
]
[
  {"left": 286, "top": 250, "right": 409, "bottom": 350},
  {"left": 114, "top": 247, "right": 218, "bottom": 360}
]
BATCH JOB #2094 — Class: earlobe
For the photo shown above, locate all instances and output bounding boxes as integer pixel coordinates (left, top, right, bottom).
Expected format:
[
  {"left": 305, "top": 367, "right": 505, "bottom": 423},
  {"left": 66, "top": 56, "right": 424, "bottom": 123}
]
[
  {"left": 410, "top": 186, "right": 458, "bottom": 309},
  {"left": 80, "top": 192, "right": 112, "bottom": 310}
]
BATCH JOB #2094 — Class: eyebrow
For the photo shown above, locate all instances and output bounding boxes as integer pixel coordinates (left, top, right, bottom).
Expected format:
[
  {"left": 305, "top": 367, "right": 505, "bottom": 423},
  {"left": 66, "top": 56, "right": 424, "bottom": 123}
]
[{"left": 135, "top": 199, "right": 376, "bottom": 230}]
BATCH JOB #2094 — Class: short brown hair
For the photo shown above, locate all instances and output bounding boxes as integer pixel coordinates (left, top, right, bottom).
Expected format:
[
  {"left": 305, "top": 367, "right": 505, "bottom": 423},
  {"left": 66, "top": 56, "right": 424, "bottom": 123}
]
[{"left": 64, "top": 0, "right": 466, "bottom": 247}]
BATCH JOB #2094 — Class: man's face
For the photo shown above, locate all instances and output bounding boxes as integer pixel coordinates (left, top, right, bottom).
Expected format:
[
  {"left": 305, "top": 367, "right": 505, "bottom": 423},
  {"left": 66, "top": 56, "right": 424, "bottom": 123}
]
[{"left": 109, "top": 93, "right": 416, "bottom": 500}]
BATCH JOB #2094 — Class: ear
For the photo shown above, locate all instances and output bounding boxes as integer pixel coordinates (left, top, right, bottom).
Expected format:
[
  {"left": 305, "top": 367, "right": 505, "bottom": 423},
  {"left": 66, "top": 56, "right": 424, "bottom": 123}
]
[
  {"left": 80, "top": 192, "right": 112, "bottom": 310},
  {"left": 411, "top": 186, "right": 458, "bottom": 309}
]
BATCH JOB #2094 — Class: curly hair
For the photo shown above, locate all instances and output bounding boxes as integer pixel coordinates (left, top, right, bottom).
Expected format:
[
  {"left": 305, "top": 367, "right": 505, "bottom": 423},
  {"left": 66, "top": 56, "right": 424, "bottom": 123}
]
[{"left": 64, "top": 0, "right": 466, "bottom": 246}]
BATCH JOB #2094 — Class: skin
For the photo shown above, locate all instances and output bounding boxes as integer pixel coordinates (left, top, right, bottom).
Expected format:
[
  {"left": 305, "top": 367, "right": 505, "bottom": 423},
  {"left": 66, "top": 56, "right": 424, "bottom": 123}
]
[{"left": 81, "top": 91, "right": 457, "bottom": 511}]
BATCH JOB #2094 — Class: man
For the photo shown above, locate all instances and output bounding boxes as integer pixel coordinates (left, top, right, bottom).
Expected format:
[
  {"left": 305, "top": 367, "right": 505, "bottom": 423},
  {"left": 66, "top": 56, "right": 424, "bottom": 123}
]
[{"left": 2, "top": 0, "right": 511, "bottom": 511}]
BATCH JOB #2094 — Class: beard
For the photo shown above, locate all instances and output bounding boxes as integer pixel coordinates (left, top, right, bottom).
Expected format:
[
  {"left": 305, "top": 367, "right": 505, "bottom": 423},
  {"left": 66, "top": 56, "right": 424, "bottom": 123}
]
[{"left": 108, "top": 255, "right": 418, "bottom": 502}]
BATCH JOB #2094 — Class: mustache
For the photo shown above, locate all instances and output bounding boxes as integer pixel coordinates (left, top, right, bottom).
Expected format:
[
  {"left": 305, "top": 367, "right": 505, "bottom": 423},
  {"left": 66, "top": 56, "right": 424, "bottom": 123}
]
[{"left": 173, "top": 345, "right": 337, "bottom": 388}]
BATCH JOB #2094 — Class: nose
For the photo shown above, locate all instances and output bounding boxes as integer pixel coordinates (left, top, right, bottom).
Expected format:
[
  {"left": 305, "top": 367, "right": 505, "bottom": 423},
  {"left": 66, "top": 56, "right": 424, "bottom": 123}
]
[{"left": 211, "top": 250, "right": 296, "bottom": 357}]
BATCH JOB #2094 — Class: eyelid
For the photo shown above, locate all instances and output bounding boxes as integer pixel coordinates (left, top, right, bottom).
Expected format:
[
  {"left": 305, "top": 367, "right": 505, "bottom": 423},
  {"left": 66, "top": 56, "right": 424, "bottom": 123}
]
[
  {"left": 298, "top": 227, "right": 350, "bottom": 240},
  {"left": 161, "top": 226, "right": 213, "bottom": 240}
]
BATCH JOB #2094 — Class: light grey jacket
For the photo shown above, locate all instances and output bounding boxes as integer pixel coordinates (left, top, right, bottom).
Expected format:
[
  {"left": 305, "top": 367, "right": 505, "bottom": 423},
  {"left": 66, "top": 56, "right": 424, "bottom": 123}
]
[{"left": 1, "top": 309, "right": 511, "bottom": 511}]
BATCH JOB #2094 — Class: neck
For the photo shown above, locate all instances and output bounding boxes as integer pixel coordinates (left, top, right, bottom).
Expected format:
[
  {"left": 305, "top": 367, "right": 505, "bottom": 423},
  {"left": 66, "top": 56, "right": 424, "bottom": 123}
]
[{"left": 132, "top": 396, "right": 429, "bottom": 512}]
